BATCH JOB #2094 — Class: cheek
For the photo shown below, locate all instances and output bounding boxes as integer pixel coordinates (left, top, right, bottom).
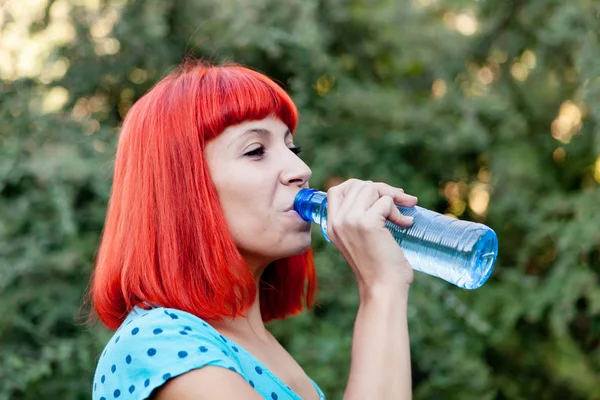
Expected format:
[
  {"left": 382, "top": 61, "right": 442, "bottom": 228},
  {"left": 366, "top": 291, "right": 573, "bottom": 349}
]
[
  {"left": 218, "top": 195, "right": 270, "bottom": 241},
  {"left": 226, "top": 210, "right": 288, "bottom": 251},
  {"left": 230, "top": 214, "right": 269, "bottom": 237},
  {"left": 210, "top": 171, "right": 281, "bottom": 246}
]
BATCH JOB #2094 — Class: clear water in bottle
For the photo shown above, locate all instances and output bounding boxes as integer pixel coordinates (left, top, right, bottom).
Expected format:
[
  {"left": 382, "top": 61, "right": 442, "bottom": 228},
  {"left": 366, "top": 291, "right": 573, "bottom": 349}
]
[{"left": 294, "top": 188, "right": 498, "bottom": 289}]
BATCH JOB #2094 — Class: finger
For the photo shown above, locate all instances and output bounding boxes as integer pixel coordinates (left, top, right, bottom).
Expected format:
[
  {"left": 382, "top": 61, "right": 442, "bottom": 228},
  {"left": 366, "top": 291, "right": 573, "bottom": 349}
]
[
  {"left": 327, "top": 179, "right": 362, "bottom": 238},
  {"left": 370, "top": 182, "right": 418, "bottom": 207},
  {"left": 355, "top": 181, "right": 385, "bottom": 211},
  {"left": 331, "top": 178, "right": 362, "bottom": 197},
  {"left": 352, "top": 181, "right": 413, "bottom": 211},
  {"left": 327, "top": 179, "right": 369, "bottom": 218},
  {"left": 326, "top": 179, "right": 360, "bottom": 215},
  {"left": 367, "top": 195, "right": 414, "bottom": 228},
  {"left": 337, "top": 181, "right": 373, "bottom": 217},
  {"left": 387, "top": 197, "right": 414, "bottom": 228}
]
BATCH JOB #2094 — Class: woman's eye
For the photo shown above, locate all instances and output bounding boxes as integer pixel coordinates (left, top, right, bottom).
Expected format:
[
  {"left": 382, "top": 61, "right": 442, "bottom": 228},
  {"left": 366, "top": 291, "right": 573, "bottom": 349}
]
[
  {"left": 244, "top": 146, "right": 303, "bottom": 158},
  {"left": 244, "top": 146, "right": 265, "bottom": 157}
]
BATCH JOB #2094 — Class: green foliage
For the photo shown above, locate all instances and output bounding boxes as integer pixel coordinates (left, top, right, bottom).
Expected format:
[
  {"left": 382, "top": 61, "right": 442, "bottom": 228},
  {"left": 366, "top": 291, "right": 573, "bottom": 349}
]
[{"left": 1, "top": 0, "right": 599, "bottom": 399}]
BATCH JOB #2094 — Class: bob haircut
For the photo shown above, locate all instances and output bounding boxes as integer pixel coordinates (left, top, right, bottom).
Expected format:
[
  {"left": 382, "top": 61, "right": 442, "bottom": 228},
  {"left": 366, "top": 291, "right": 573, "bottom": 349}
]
[{"left": 89, "top": 60, "right": 317, "bottom": 330}]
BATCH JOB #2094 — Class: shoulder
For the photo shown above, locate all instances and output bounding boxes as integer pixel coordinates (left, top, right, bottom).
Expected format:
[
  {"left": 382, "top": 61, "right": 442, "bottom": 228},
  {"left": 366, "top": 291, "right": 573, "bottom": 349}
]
[
  {"left": 93, "top": 307, "right": 242, "bottom": 400},
  {"left": 153, "top": 366, "right": 264, "bottom": 400},
  {"left": 117, "top": 306, "right": 219, "bottom": 343}
]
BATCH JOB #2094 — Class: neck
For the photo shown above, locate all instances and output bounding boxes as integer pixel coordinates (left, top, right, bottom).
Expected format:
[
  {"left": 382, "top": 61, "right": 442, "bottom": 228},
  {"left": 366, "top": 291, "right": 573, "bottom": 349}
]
[{"left": 208, "top": 261, "right": 272, "bottom": 343}]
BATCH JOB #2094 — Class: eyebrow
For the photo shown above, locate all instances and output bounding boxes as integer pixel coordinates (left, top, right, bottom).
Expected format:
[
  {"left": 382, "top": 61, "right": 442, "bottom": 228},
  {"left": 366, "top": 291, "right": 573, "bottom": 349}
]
[{"left": 228, "top": 128, "right": 292, "bottom": 149}]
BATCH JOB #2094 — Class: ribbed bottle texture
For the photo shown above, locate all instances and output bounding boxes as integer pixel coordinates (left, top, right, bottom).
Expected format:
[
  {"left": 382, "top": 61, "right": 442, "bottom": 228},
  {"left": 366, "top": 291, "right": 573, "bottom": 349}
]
[{"left": 294, "top": 189, "right": 498, "bottom": 289}]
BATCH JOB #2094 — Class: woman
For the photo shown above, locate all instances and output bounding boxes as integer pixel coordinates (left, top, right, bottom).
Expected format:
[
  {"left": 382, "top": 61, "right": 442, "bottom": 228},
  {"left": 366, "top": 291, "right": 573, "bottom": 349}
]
[{"left": 89, "top": 60, "right": 417, "bottom": 400}]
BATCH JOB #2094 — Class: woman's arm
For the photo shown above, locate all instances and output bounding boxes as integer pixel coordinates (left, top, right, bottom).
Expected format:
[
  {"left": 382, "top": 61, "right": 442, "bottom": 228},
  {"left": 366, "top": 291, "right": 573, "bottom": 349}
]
[
  {"left": 343, "top": 281, "right": 412, "bottom": 400},
  {"left": 322, "top": 180, "right": 417, "bottom": 399}
]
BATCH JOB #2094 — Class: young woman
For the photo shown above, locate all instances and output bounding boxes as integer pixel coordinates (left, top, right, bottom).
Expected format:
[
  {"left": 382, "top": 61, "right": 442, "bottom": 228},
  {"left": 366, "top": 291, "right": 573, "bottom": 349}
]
[{"left": 89, "top": 60, "right": 417, "bottom": 400}]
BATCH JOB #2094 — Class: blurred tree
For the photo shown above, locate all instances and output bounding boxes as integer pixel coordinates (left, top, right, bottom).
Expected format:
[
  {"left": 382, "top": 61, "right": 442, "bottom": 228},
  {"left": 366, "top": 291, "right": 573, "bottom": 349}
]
[{"left": 0, "top": 0, "right": 599, "bottom": 399}]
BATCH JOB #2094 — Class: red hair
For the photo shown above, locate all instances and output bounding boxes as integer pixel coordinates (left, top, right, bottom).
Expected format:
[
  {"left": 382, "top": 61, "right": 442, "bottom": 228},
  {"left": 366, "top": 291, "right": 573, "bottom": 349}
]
[{"left": 88, "top": 60, "right": 317, "bottom": 330}]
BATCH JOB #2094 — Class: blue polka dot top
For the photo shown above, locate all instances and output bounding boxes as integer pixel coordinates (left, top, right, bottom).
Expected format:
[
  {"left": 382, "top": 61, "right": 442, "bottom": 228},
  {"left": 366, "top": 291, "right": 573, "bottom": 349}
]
[{"left": 92, "top": 306, "right": 326, "bottom": 400}]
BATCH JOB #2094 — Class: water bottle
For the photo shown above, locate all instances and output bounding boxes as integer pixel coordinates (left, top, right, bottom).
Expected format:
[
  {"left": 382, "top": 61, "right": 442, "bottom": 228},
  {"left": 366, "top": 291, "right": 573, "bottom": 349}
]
[{"left": 293, "top": 189, "right": 498, "bottom": 289}]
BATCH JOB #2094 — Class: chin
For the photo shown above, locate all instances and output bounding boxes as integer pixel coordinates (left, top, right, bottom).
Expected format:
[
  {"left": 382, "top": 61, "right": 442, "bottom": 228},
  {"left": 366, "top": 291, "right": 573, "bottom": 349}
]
[
  {"left": 281, "top": 233, "right": 312, "bottom": 257},
  {"left": 243, "top": 232, "right": 312, "bottom": 262}
]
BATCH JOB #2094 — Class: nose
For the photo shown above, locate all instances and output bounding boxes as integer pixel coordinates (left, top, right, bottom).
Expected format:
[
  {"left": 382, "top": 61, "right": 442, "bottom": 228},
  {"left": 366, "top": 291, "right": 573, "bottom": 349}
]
[{"left": 280, "top": 151, "right": 312, "bottom": 188}]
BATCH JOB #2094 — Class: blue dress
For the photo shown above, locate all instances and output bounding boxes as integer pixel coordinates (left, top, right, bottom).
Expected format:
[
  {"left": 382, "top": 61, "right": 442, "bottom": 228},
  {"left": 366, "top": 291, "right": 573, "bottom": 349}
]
[{"left": 92, "top": 306, "right": 326, "bottom": 400}]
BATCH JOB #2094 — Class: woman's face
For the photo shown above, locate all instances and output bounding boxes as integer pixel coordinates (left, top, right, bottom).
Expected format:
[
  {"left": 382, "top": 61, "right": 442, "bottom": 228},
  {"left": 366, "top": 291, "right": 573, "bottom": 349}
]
[{"left": 204, "top": 116, "right": 312, "bottom": 273}]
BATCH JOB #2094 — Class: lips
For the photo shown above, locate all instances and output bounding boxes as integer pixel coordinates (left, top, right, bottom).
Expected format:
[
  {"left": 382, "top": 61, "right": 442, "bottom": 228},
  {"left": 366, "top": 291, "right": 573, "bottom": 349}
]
[{"left": 283, "top": 199, "right": 297, "bottom": 212}]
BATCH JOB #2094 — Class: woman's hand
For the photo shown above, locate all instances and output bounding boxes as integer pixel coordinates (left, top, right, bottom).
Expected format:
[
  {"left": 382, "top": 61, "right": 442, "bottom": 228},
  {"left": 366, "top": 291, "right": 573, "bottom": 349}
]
[{"left": 326, "top": 179, "right": 418, "bottom": 294}]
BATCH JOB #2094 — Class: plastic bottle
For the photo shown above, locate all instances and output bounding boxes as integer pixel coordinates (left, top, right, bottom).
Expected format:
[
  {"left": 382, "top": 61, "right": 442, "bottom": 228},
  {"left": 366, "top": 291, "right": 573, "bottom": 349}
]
[{"left": 293, "top": 188, "right": 498, "bottom": 289}]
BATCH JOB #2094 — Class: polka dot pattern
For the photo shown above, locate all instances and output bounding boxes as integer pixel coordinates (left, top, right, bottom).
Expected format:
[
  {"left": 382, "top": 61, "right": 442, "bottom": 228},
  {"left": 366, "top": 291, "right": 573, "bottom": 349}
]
[
  {"left": 92, "top": 307, "right": 325, "bottom": 400},
  {"left": 164, "top": 310, "right": 179, "bottom": 319}
]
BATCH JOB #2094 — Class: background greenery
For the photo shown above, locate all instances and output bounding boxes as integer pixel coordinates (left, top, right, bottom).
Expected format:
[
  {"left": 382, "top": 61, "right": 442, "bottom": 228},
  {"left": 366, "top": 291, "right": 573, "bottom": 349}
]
[{"left": 1, "top": 0, "right": 599, "bottom": 398}]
